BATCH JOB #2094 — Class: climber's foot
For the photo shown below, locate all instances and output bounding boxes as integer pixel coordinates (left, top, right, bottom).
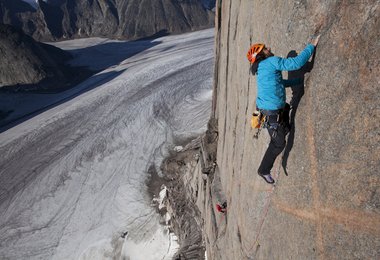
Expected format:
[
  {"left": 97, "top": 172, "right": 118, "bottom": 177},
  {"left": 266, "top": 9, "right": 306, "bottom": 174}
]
[{"left": 258, "top": 172, "right": 275, "bottom": 184}]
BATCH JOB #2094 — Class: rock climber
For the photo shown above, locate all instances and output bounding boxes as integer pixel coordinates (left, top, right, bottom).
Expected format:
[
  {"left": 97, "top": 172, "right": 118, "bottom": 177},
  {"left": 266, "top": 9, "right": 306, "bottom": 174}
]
[{"left": 247, "top": 35, "right": 320, "bottom": 184}]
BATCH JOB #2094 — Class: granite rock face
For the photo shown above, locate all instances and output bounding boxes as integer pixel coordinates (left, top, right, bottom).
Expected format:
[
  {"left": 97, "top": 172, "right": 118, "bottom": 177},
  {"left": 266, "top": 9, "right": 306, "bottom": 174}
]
[
  {"left": 0, "top": 0, "right": 53, "bottom": 40},
  {"left": 210, "top": 1, "right": 379, "bottom": 259},
  {"left": 0, "top": 23, "right": 71, "bottom": 88},
  {"left": 1, "top": 0, "right": 214, "bottom": 41},
  {"left": 164, "top": 1, "right": 379, "bottom": 259}
]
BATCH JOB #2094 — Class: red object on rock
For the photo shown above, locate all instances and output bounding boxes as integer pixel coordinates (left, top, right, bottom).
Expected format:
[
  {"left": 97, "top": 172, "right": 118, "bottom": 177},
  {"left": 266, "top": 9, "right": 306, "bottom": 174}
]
[{"left": 216, "top": 203, "right": 227, "bottom": 213}]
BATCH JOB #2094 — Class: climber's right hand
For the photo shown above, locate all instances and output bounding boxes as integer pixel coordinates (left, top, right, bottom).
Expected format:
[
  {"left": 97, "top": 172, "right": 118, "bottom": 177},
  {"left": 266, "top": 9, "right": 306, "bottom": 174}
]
[{"left": 310, "top": 34, "right": 321, "bottom": 46}]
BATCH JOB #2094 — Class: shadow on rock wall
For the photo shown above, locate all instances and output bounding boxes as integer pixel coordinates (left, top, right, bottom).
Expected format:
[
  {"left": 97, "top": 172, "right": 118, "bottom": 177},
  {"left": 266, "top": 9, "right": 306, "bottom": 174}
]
[{"left": 282, "top": 49, "right": 316, "bottom": 176}]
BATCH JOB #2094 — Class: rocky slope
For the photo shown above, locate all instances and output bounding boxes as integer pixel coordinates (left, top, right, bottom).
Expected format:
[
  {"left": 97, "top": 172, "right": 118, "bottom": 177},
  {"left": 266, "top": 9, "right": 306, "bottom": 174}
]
[
  {"left": 0, "top": 23, "right": 74, "bottom": 89},
  {"left": 0, "top": 0, "right": 51, "bottom": 40},
  {"left": 1, "top": 0, "right": 214, "bottom": 41},
  {"left": 163, "top": 1, "right": 380, "bottom": 259}
]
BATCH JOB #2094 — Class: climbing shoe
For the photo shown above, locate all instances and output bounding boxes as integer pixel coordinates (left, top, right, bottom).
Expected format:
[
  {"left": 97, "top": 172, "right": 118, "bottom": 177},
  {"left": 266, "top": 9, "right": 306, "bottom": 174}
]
[{"left": 258, "top": 173, "right": 275, "bottom": 184}]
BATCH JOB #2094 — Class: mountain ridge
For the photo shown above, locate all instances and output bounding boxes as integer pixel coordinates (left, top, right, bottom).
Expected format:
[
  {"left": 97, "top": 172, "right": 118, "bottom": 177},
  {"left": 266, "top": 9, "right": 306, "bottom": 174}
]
[
  {"left": 1, "top": 0, "right": 215, "bottom": 41},
  {"left": 0, "top": 23, "right": 74, "bottom": 89}
]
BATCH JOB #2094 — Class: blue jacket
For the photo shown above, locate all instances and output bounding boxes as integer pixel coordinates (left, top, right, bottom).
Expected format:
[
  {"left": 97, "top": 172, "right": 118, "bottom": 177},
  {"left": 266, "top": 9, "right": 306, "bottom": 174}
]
[{"left": 256, "top": 44, "right": 315, "bottom": 110}]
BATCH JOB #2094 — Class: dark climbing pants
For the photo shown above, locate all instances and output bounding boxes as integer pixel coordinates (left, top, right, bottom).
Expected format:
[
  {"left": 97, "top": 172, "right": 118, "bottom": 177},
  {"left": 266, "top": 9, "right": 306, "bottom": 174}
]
[
  {"left": 258, "top": 125, "right": 287, "bottom": 175},
  {"left": 257, "top": 105, "right": 290, "bottom": 175}
]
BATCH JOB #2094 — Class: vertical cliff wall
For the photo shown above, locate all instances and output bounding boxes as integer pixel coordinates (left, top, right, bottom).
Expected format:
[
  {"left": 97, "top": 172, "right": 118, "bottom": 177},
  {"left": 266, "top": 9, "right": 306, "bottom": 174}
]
[
  {"left": 161, "top": 1, "right": 379, "bottom": 259},
  {"left": 207, "top": 0, "right": 379, "bottom": 259}
]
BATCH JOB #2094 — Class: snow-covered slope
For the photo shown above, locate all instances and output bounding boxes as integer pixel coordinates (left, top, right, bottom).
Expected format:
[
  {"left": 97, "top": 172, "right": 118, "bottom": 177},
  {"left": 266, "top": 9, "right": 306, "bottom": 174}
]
[{"left": 0, "top": 29, "right": 214, "bottom": 260}]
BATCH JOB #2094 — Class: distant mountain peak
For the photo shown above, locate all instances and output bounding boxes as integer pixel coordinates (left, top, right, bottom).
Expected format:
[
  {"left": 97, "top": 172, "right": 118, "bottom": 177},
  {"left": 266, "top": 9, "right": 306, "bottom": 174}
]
[{"left": 2, "top": 0, "right": 215, "bottom": 41}]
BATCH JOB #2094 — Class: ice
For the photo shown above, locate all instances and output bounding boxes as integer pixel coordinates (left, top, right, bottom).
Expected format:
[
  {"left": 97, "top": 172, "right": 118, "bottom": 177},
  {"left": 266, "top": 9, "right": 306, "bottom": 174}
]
[
  {"left": 174, "top": 146, "right": 184, "bottom": 152},
  {"left": 0, "top": 29, "right": 214, "bottom": 259}
]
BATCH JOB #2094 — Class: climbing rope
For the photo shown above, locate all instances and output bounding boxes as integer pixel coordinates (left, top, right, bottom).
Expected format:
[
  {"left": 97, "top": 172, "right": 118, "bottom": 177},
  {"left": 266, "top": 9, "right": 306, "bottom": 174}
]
[{"left": 241, "top": 153, "right": 283, "bottom": 259}]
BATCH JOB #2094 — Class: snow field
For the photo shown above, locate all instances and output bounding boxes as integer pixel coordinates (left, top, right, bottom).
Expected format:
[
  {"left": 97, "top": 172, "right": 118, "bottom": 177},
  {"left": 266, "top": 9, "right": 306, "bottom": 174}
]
[{"left": 0, "top": 29, "right": 214, "bottom": 259}]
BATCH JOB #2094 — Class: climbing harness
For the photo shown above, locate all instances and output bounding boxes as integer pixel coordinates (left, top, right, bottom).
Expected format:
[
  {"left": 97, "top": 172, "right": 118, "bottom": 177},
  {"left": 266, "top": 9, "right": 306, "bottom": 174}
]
[
  {"left": 251, "top": 104, "right": 291, "bottom": 139},
  {"left": 251, "top": 109, "right": 281, "bottom": 139},
  {"left": 261, "top": 109, "right": 282, "bottom": 138}
]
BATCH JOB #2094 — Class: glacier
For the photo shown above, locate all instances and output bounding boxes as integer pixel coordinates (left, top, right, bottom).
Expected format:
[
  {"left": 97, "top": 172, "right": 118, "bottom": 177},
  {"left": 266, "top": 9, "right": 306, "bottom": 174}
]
[{"left": 0, "top": 29, "right": 214, "bottom": 260}]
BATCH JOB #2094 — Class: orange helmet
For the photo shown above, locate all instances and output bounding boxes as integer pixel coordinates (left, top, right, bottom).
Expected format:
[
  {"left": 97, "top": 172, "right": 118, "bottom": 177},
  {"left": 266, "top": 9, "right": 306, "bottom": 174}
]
[{"left": 247, "top": 43, "right": 265, "bottom": 63}]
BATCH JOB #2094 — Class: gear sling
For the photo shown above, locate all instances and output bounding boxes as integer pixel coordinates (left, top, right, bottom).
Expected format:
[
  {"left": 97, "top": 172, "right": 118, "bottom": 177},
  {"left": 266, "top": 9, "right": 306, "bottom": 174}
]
[{"left": 251, "top": 103, "right": 290, "bottom": 138}]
